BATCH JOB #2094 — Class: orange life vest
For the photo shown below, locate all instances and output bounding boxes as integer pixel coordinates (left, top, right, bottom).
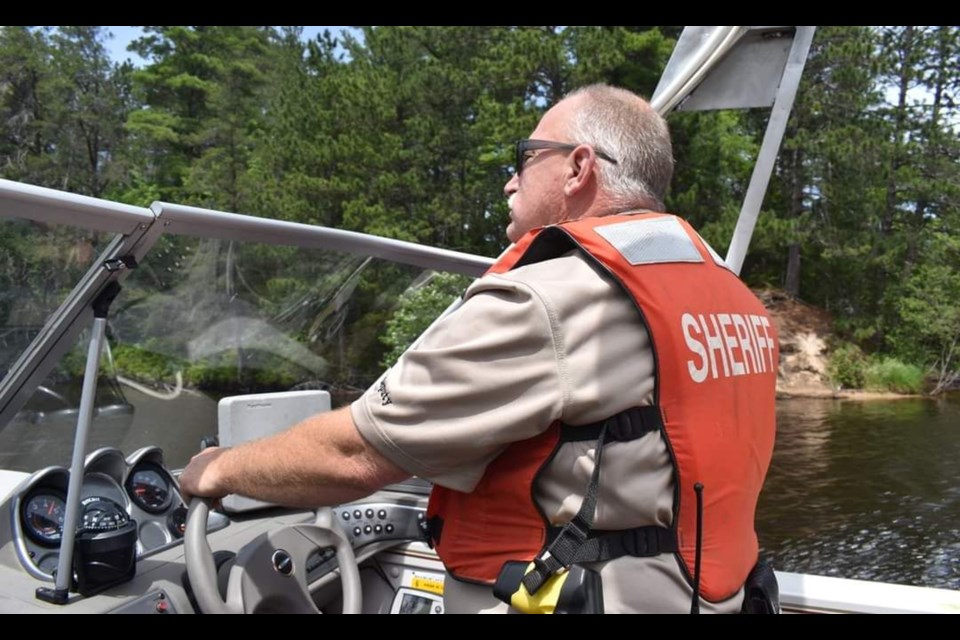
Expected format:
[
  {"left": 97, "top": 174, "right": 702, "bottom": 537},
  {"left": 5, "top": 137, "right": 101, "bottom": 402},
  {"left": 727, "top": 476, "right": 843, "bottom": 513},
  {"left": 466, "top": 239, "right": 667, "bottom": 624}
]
[{"left": 426, "top": 213, "right": 778, "bottom": 602}]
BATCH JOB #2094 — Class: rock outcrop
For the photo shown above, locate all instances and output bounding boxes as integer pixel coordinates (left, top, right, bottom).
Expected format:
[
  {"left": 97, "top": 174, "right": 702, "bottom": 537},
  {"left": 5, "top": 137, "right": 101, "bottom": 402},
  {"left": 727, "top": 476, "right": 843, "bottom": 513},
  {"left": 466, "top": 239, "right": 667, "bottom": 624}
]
[{"left": 755, "top": 289, "right": 835, "bottom": 397}]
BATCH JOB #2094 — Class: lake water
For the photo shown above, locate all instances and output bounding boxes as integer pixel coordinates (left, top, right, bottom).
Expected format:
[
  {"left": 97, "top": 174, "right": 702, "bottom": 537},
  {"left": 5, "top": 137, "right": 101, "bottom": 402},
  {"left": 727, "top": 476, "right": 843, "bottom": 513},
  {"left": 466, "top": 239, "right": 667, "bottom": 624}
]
[{"left": 758, "top": 396, "right": 960, "bottom": 590}]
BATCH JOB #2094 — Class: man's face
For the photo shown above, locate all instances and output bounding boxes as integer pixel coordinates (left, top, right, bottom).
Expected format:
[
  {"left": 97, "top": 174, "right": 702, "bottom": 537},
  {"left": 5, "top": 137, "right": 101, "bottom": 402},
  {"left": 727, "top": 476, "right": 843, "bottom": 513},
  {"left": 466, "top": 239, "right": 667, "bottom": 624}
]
[{"left": 503, "top": 99, "right": 579, "bottom": 243}]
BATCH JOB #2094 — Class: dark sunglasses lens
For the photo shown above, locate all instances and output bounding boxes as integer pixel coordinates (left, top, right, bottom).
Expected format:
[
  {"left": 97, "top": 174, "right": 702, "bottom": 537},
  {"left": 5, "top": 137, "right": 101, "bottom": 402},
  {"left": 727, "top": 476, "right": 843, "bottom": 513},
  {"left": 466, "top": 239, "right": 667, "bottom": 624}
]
[{"left": 515, "top": 140, "right": 528, "bottom": 174}]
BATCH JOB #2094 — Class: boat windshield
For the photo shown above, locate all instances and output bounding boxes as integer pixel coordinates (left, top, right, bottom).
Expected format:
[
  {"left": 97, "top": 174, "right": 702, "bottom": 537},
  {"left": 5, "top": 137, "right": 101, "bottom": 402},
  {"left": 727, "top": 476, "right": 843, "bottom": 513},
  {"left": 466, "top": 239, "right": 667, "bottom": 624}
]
[{"left": 0, "top": 188, "right": 487, "bottom": 472}]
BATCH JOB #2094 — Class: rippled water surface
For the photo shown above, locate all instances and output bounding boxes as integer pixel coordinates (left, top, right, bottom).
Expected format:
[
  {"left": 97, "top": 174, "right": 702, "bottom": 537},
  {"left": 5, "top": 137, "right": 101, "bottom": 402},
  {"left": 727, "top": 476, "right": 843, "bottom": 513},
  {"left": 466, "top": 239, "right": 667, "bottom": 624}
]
[{"left": 758, "top": 396, "right": 960, "bottom": 589}]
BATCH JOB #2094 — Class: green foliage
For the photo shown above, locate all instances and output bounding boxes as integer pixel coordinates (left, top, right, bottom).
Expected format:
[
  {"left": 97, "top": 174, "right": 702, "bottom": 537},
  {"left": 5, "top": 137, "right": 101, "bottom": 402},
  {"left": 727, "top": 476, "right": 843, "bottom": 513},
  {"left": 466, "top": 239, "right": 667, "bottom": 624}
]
[
  {"left": 0, "top": 218, "right": 110, "bottom": 337},
  {"left": 669, "top": 110, "right": 756, "bottom": 233},
  {"left": 125, "top": 26, "right": 277, "bottom": 207},
  {"left": 889, "top": 230, "right": 960, "bottom": 392},
  {"left": 0, "top": 26, "right": 130, "bottom": 196},
  {"left": 2, "top": 25, "right": 959, "bottom": 396},
  {"left": 381, "top": 272, "right": 472, "bottom": 368},
  {"left": 828, "top": 344, "right": 925, "bottom": 393},
  {"left": 828, "top": 342, "right": 868, "bottom": 389},
  {"left": 112, "top": 341, "right": 319, "bottom": 394},
  {"left": 863, "top": 358, "right": 925, "bottom": 394},
  {"left": 183, "top": 351, "right": 308, "bottom": 392},
  {"left": 112, "top": 344, "right": 184, "bottom": 383},
  {"left": 243, "top": 26, "right": 676, "bottom": 257}
]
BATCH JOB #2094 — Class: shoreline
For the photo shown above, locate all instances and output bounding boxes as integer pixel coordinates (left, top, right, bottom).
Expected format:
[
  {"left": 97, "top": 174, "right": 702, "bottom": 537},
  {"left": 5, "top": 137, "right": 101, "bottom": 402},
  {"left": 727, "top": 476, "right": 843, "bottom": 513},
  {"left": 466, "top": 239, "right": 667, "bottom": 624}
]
[{"left": 776, "top": 385, "right": 924, "bottom": 401}]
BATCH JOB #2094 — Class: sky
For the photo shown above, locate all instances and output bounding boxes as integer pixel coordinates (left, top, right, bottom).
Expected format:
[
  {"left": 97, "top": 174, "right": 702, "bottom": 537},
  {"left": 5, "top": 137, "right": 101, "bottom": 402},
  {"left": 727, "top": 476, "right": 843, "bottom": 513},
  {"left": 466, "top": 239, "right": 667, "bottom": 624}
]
[{"left": 102, "top": 26, "right": 347, "bottom": 66}]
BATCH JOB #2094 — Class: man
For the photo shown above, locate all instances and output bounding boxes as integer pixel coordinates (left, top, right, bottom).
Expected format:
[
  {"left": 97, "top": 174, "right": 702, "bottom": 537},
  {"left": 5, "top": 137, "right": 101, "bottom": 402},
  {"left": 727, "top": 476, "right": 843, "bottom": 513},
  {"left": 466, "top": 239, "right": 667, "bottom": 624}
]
[{"left": 180, "top": 84, "right": 778, "bottom": 614}]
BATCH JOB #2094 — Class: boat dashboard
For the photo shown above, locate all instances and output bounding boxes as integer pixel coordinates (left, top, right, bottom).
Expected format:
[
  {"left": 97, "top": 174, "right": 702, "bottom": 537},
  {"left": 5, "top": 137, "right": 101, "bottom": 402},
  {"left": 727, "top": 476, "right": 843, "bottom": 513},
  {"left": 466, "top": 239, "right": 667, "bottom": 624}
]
[
  {"left": 0, "top": 447, "right": 436, "bottom": 614},
  {"left": 8, "top": 446, "right": 192, "bottom": 580}
]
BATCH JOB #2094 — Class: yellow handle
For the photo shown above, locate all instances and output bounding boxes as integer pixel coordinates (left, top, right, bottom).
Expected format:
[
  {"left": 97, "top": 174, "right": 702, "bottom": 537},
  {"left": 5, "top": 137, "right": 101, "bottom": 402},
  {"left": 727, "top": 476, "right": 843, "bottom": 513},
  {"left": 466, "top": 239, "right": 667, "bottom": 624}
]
[{"left": 509, "top": 562, "right": 569, "bottom": 614}]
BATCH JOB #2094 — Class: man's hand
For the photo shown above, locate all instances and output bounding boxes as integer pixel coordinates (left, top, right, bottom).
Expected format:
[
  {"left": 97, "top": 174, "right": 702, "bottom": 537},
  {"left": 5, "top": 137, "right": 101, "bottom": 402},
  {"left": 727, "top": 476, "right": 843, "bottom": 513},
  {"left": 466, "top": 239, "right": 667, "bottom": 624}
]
[
  {"left": 178, "top": 446, "right": 230, "bottom": 504},
  {"left": 174, "top": 407, "right": 409, "bottom": 509}
]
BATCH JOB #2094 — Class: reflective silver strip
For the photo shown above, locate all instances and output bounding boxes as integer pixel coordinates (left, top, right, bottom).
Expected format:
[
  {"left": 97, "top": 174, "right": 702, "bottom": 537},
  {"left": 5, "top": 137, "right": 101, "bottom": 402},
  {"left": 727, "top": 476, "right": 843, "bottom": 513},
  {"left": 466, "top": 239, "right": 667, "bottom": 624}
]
[
  {"left": 594, "top": 217, "right": 703, "bottom": 265},
  {"left": 698, "top": 234, "right": 734, "bottom": 271}
]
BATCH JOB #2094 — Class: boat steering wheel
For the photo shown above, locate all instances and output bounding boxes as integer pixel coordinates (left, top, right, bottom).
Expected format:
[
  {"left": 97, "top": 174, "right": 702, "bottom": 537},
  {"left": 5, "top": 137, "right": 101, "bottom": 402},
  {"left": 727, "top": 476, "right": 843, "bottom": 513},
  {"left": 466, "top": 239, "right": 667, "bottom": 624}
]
[{"left": 184, "top": 498, "right": 362, "bottom": 614}]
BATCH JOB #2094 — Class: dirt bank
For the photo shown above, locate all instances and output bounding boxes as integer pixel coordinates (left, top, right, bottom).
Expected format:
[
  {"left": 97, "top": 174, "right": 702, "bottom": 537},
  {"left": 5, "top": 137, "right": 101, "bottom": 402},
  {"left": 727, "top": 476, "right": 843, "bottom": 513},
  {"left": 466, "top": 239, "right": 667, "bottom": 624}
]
[{"left": 757, "top": 289, "right": 919, "bottom": 400}]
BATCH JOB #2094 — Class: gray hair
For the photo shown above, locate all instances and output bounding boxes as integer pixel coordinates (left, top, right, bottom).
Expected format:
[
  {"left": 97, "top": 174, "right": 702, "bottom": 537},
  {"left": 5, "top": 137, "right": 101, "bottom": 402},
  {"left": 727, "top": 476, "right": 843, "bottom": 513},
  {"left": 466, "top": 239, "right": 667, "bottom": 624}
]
[{"left": 565, "top": 84, "right": 674, "bottom": 211}]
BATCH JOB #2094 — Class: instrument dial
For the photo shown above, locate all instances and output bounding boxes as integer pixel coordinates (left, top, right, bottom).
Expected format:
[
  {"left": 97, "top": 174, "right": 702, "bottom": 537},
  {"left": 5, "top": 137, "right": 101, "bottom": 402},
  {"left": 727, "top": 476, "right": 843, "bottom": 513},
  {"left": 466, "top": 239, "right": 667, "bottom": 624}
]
[
  {"left": 126, "top": 464, "right": 173, "bottom": 513},
  {"left": 168, "top": 506, "right": 188, "bottom": 538},
  {"left": 80, "top": 497, "right": 130, "bottom": 531},
  {"left": 22, "top": 492, "right": 66, "bottom": 546}
]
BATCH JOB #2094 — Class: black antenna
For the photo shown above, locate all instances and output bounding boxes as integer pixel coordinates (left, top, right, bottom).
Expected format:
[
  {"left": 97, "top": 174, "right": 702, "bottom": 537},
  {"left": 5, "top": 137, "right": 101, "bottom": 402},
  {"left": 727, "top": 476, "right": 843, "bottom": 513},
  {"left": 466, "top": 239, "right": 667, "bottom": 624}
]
[{"left": 690, "top": 482, "right": 704, "bottom": 614}]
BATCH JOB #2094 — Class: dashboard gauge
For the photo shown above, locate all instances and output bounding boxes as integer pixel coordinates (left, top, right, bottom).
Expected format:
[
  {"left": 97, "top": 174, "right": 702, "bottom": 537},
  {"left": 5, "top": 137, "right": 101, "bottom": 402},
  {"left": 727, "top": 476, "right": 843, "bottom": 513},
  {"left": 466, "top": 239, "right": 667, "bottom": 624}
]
[
  {"left": 22, "top": 492, "right": 66, "bottom": 546},
  {"left": 80, "top": 497, "right": 130, "bottom": 531},
  {"left": 126, "top": 464, "right": 172, "bottom": 513},
  {"left": 168, "top": 506, "right": 188, "bottom": 538}
]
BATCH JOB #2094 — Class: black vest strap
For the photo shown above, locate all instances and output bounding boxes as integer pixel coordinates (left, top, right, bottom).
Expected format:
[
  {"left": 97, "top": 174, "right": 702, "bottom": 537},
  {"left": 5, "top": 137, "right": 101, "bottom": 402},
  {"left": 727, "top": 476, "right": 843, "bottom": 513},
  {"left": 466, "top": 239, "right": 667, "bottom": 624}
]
[
  {"left": 524, "top": 524, "right": 678, "bottom": 595},
  {"left": 545, "top": 525, "right": 678, "bottom": 559},
  {"left": 560, "top": 405, "right": 663, "bottom": 443},
  {"left": 521, "top": 416, "right": 676, "bottom": 595},
  {"left": 424, "top": 515, "right": 442, "bottom": 548}
]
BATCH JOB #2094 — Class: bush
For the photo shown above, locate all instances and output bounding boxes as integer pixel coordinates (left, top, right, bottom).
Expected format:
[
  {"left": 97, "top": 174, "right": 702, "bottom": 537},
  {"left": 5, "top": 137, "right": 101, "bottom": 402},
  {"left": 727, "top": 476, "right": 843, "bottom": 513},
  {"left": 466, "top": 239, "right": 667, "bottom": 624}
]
[
  {"left": 112, "top": 344, "right": 184, "bottom": 383},
  {"left": 864, "top": 358, "right": 924, "bottom": 394},
  {"left": 184, "top": 351, "right": 311, "bottom": 392},
  {"left": 381, "top": 272, "right": 472, "bottom": 368},
  {"left": 828, "top": 342, "right": 868, "bottom": 389}
]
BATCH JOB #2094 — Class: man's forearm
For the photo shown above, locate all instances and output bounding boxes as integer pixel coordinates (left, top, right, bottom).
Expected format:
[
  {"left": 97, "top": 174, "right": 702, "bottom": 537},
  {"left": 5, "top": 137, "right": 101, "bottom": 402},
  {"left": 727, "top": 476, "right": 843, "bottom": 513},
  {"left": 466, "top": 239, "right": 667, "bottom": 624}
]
[{"left": 180, "top": 406, "right": 410, "bottom": 508}]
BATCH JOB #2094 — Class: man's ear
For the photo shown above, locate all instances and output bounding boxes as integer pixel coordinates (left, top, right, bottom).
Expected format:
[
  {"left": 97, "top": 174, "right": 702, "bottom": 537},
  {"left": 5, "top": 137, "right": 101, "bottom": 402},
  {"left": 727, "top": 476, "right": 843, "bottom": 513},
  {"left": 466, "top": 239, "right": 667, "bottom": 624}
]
[{"left": 563, "top": 145, "right": 597, "bottom": 196}]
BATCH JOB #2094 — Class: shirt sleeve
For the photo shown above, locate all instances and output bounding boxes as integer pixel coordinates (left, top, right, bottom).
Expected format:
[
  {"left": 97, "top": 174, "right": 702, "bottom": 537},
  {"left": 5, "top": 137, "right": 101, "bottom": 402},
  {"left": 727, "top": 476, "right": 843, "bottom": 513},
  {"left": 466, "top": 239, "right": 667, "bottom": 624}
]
[{"left": 351, "top": 271, "right": 566, "bottom": 492}]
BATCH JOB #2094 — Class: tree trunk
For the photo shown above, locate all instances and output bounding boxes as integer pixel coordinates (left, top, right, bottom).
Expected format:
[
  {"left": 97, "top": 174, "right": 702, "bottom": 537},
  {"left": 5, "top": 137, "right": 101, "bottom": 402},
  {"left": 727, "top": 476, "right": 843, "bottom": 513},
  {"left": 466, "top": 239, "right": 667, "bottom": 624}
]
[
  {"left": 784, "top": 146, "right": 804, "bottom": 298},
  {"left": 882, "top": 26, "right": 913, "bottom": 236}
]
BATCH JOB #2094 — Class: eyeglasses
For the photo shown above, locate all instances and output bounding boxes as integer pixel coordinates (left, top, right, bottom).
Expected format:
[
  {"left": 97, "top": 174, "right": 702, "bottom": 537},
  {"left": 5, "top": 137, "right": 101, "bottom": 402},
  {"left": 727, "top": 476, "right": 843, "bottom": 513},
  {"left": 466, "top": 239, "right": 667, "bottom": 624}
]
[{"left": 514, "top": 138, "right": 618, "bottom": 175}]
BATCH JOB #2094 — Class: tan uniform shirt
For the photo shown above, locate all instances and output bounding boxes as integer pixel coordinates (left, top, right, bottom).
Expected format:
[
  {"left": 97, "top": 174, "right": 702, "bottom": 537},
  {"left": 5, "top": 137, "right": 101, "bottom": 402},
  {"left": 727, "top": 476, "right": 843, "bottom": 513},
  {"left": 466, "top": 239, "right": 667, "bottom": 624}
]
[{"left": 352, "top": 251, "right": 741, "bottom": 613}]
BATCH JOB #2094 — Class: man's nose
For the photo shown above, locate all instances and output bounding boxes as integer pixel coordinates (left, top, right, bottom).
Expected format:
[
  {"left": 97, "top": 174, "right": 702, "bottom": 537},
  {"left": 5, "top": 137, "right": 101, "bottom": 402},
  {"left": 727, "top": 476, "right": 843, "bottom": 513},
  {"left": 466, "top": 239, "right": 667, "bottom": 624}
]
[{"left": 504, "top": 172, "right": 518, "bottom": 197}]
